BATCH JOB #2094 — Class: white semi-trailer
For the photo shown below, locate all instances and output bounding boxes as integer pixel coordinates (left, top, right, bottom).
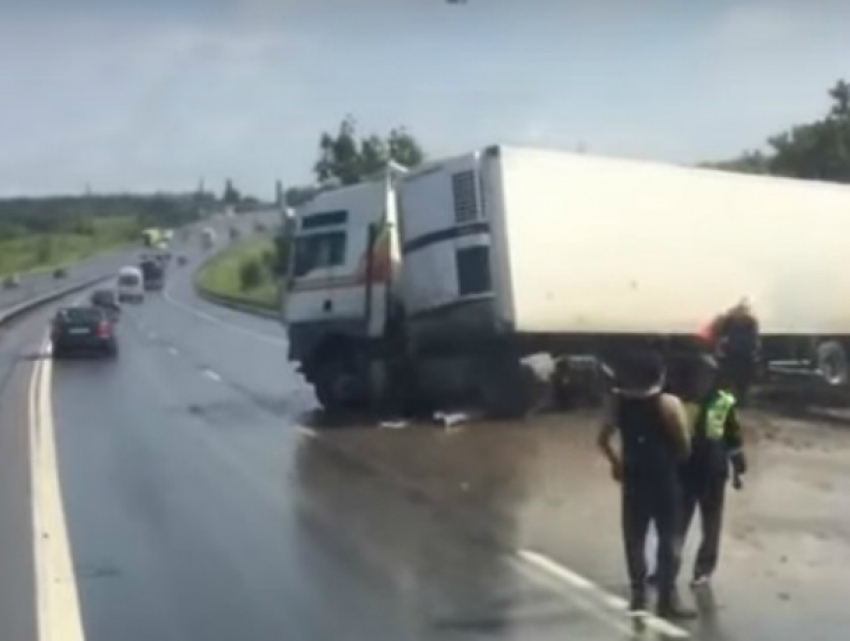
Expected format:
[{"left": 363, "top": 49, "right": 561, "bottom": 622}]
[{"left": 284, "top": 145, "right": 850, "bottom": 415}]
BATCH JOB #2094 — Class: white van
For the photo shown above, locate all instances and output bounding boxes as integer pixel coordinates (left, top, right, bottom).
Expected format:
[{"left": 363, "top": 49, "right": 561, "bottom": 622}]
[{"left": 117, "top": 266, "right": 144, "bottom": 303}]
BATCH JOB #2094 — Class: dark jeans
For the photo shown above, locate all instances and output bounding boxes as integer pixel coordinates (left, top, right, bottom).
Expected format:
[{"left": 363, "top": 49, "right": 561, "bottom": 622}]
[
  {"left": 622, "top": 474, "right": 683, "bottom": 605},
  {"left": 681, "top": 469, "right": 727, "bottom": 578}
]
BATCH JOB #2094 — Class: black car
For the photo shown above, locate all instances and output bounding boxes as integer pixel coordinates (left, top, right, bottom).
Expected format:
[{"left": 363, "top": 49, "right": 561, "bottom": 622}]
[
  {"left": 51, "top": 306, "right": 118, "bottom": 358},
  {"left": 90, "top": 289, "right": 121, "bottom": 321},
  {"left": 177, "top": 255, "right": 187, "bottom": 266},
  {"left": 53, "top": 267, "right": 67, "bottom": 279}
]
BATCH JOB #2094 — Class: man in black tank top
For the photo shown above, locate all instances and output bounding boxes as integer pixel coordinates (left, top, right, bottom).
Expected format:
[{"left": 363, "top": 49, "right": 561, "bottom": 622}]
[{"left": 598, "top": 349, "right": 696, "bottom": 620}]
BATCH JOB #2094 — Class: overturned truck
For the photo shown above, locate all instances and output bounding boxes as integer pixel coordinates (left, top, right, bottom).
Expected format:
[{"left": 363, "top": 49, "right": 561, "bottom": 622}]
[{"left": 283, "top": 145, "right": 850, "bottom": 416}]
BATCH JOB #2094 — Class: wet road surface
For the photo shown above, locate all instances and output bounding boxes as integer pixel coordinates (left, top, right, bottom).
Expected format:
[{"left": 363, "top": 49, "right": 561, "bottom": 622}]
[
  {"left": 43, "top": 237, "right": 642, "bottom": 640},
  {"left": 0, "top": 208, "right": 281, "bottom": 315},
  {"left": 326, "top": 410, "right": 850, "bottom": 641},
  {"left": 0, "top": 249, "right": 139, "bottom": 313},
  {"left": 3, "top": 221, "right": 849, "bottom": 640}
]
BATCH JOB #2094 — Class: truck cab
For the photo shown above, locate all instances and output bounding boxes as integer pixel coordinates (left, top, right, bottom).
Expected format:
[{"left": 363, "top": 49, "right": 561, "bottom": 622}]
[{"left": 284, "top": 177, "right": 400, "bottom": 409}]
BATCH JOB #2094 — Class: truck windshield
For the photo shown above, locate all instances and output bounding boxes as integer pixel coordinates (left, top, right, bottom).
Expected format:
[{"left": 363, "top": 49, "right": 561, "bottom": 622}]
[{"left": 293, "top": 232, "right": 346, "bottom": 277}]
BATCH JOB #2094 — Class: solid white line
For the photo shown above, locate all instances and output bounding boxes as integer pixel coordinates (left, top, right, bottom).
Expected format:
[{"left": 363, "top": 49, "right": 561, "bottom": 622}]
[
  {"left": 517, "top": 549, "right": 690, "bottom": 638},
  {"left": 29, "top": 337, "right": 85, "bottom": 641},
  {"left": 163, "top": 286, "right": 286, "bottom": 347},
  {"left": 296, "top": 426, "right": 318, "bottom": 439},
  {"left": 203, "top": 369, "right": 223, "bottom": 383},
  {"left": 149, "top": 331, "right": 158, "bottom": 340},
  {"left": 520, "top": 550, "right": 595, "bottom": 589},
  {"left": 168, "top": 347, "right": 179, "bottom": 356}
]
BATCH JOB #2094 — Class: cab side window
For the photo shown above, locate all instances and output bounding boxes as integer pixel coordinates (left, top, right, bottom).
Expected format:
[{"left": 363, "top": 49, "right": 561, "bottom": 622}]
[{"left": 293, "top": 232, "right": 347, "bottom": 277}]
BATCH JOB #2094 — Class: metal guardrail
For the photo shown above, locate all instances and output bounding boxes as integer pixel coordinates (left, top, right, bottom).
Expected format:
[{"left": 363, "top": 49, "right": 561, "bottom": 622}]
[{"left": 0, "top": 275, "right": 114, "bottom": 327}]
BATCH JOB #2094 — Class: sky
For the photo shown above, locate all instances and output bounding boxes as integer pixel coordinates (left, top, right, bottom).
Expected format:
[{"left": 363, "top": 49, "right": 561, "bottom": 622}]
[{"left": 1, "top": 0, "right": 849, "bottom": 198}]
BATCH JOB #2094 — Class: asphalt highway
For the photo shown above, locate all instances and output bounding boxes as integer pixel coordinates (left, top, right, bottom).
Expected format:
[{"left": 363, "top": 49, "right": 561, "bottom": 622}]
[
  {"left": 1, "top": 217, "right": 849, "bottom": 640},
  {"left": 44, "top": 232, "right": 634, "bottom": 640},
  {"left": 0, "top": 249, "right": 139, "bottom": 313}
]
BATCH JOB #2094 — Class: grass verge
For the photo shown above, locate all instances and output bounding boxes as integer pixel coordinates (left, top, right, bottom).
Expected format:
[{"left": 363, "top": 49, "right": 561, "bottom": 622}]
[
  {"left": 0, "top": 216, "right": 140, "bottom": 278},
  {"left": 195, "top": 235, "right": 280, "bottom": 311}
]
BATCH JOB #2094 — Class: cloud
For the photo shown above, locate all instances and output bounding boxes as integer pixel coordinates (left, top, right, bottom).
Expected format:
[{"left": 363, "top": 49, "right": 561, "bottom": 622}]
[
  {"left": 708, "top": 2, "right": 800, "bottom": 49},
  {"left": 2, "top": 1, "right": 850, "bottom": 196}
]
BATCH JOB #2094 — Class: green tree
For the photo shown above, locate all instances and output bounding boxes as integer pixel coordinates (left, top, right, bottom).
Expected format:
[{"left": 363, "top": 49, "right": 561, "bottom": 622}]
[
  {"left": 700, "top": 150, "right": 769, "bottom": 174},
  {"left": 313, "top": 117, "right": 426, "bottom": 185},
  {"left": 360, "top": 134, "right": 389, "bottom": 177},
  {"left": 829, "top": 80, "right": 850, "bottom": 118},
  {"left": 223, "top": 179, "right": 241, "bottom": 205},
  {"left": 707, "top": 80, "right": 850, "bottom": 184},
  {"left": 315, "top": 116, "right": 362, "bottom": 185},
  {"left": 387, "top": 127, "right": 425, "bottom": 168}
]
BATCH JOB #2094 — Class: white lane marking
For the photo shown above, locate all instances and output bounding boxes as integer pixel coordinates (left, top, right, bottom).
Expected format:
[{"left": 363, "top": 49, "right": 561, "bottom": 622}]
[
  {"left": 149, "top": 331, "right": 158, "bottom": 340},
  {"left": 163, "top": 285, "right": 286, "bottom": 347},
  {"left": 203, "top": 369, "right": 223, "bottom": 383},
  {"left": 296, "top": 426, "right": 318, "bottom": 439},
  {"left": 29, "top": 337, "right": 85, "bottom": 641},
  {"left": 517, "top": 549, "right": 690, "bottom": 638},
  {"left": 168, "top": 347, "right": 179, "bottom": 356}
]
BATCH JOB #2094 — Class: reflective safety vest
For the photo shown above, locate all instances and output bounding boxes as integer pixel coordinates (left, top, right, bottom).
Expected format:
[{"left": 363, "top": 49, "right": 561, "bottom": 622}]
[{"left": 703, "top": 390, "right": 736, "bottom": 440}]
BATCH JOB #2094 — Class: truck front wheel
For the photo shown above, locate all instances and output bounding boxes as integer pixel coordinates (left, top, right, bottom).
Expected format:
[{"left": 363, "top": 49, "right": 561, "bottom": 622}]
[{"left": 309, "top": 352, "right": 370, "bottom": 413}]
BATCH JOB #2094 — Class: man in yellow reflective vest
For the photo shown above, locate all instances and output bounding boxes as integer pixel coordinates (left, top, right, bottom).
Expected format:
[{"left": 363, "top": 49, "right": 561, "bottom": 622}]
[{"left": 679, "top": 355, "right": 747, "bottom": 586}]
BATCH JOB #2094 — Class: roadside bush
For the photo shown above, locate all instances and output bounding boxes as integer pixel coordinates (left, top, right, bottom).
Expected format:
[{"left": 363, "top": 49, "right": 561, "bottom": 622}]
[
  {"left": 261, "top": 249, "right": 275, "bottom": 271},
  {"left": 239, "top": 258, "right": 263, "bottom": 291},
  {"left": 35, "top": 235, "right": 53, "bottom": 263}
]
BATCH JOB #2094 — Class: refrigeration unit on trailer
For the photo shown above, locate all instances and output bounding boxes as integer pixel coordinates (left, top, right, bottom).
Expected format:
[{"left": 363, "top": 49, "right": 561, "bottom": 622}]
[{"left": 285, "top": 145, "right": 850, "bottom": 415}]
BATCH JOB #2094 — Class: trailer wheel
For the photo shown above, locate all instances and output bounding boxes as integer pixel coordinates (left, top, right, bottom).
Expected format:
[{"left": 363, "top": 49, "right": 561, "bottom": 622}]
[{"left": 816, "top": 340, "right": 849, "bottom": 387}]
